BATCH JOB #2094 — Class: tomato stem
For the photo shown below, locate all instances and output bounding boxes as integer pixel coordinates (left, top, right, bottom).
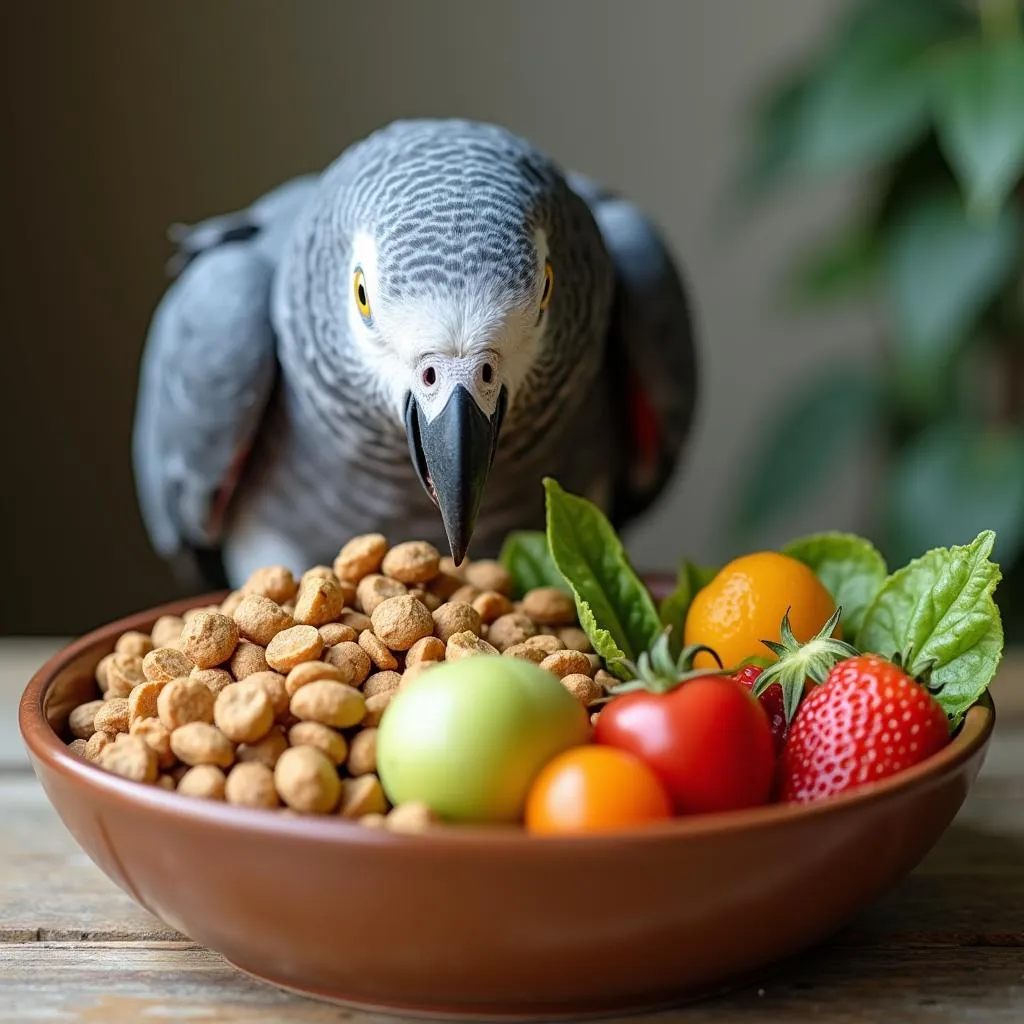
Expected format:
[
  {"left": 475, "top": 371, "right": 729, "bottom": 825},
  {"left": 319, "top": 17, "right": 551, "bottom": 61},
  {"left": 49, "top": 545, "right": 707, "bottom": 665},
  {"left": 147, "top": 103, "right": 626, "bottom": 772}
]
[{"left": 605, "top": 630, "right": 735, "bottom": 696}]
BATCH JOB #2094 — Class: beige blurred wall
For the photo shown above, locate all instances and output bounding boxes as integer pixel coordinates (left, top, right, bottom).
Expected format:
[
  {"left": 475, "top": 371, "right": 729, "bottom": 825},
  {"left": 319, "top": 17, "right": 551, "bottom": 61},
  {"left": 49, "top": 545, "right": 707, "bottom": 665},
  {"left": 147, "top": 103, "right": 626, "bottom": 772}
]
[{"left": 1, "top": 0, "right": 872, "bottom": 634}]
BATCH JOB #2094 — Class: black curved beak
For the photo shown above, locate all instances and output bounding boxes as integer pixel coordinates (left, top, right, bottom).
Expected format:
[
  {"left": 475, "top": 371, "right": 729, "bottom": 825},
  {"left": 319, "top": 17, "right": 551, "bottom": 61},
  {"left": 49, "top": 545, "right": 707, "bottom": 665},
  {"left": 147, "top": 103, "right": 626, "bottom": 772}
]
[{"left": 405, "top": 385, "right": 507, "bottom": 566}]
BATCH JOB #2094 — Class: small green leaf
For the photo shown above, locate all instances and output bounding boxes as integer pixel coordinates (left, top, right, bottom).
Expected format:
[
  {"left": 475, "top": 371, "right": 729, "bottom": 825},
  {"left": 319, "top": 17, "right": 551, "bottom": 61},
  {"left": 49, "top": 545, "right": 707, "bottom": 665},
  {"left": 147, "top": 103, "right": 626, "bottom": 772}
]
[
  {"left": 785, "top": 224, "right": 880, "bottom": 307},
  {"left": 498, "top": 530, "right": 568, "bottom": 599},
  {"left": 735, "top": 74, "right": 812, "bottom": 198},
  {"left": 782, "top": 532, "right": 889, "bottom": 637},
  {"left": 727, "top": 365, "right": 880, "bottom": 543},
  {"left": 883, "top": 422, "right": 1024, "bottom": 570},
  {"left": 933, "top": 39, "right": 1024, "bottom": 217},
  {"left": 659, "top": 560, "right": 720, "bottom": 657},
  {"left": 857, "top": 531, "right": 1005, "bottom": 722},
  {"left": 544, "top": 478, "right": 662, "bottom": 677},
  {"left": 885, "top": 189, "right": 1019, "bottom": 367}
]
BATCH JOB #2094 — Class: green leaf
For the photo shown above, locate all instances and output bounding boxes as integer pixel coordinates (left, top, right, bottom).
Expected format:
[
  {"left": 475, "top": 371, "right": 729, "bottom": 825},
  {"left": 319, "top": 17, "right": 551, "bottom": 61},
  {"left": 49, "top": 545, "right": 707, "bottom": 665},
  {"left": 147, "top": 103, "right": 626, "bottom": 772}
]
[
  {"left": 885, "top": 189, "right": 1019, "bottom": 367},
  {"left": 838, "top": 0, "right": 970, "bottom": 50},
  {"left": 793, "top": 31, "right": 933, "bottom": 177},
  {"left": 857, "top": 531, "right": 1005, "bottom": 723},
  {"left": 727, "top": 365, "right": 880, "bottom": 543},
  {"left": 735, "top": 0, "right": 968, "bottom": 198},
  {"left": 543, "top": 478, "right": 662, "bottom": 677},
  {"left": 735, "top": 73, "right": 812, "bottom": 198},
  {"left": 782, "top": 532, "right": 889, "bottom": 637},
  {"left": 498, "top": 530, "right": 568, "bottom": 599},
  {"left": 659, "top": 560, "right": 720, "bottom": 657},
  {"left": 883, "top": 422, "right": 1024, "bottom": 571},
  {"left": 785, "top": 224, "right": 880, "bottom": 307},
  {"left": 933, "top": 39, "right": 1024, "bottom": 217}
]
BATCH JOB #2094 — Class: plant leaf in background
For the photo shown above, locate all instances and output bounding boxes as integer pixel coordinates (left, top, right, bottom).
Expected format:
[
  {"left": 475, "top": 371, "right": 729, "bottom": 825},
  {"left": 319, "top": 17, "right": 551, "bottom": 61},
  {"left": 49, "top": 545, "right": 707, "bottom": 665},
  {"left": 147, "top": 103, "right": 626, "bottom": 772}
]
[
  {"left": 659, "top": 560, "right": 720, "bottom": 658},
  {"left": 543, "top": 479, "right": 662, "bottom": 676},
  {"left": 498, "top": 530, "right": 568, "bottom": 599},
  {"left": 933, "top": 38, "right": 1024, "bottom": 218},
  {"left": 734, "top": 0, "right": 967, "bottom": 198},
  {"left": 792, "top": 31, "right": 932, "bottom": 178},
  {"left": 837, "top": 0, "right": 971, "bottom": 51},
  {"left": 857, "top": 531, "right": 1003, "bottom": 724},
  {"left": 885, "top": 189, "right": 1019, "bottom": 369},
  {"left": 785, "top": 222, "right": 880, "bottom": 308},
  {"left": 782, "top": 532, "right": 888, "bottom": 637},
  {"left": 883, "top": 421, "right": 1024, "bottom": 571},
  {"left": 727, "top": 364, "right": 880, "bottom": 544},
  {"left": 734, "top": 73, "right": 812, "bottom": 199}
]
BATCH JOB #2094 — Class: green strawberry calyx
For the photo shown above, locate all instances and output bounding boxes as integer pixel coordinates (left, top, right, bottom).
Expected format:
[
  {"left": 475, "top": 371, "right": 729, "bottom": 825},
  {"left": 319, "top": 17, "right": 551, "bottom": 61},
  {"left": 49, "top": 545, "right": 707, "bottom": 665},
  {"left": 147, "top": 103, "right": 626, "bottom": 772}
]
[
  {"left": 607, "top": 629, "right": 728, "bottom": 695},
  {"left": 752, "top": 607, "right": 860, "bottom": 722}
]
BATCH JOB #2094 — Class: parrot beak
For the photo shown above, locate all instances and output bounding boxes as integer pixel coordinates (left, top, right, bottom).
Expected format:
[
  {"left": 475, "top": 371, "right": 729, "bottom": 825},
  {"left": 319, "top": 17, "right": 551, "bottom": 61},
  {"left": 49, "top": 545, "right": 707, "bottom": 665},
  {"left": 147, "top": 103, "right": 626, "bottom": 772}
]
[{"left": 405, "top": 385, "right": 507, "bottom": 566}]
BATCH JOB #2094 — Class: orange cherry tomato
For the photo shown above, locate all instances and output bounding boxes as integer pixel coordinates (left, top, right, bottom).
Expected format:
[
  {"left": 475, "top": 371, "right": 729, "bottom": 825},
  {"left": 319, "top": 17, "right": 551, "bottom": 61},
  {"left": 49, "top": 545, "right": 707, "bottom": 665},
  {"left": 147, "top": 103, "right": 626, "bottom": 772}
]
[{"left": 525, "top": 745, "right": 673, "bottom": 835}]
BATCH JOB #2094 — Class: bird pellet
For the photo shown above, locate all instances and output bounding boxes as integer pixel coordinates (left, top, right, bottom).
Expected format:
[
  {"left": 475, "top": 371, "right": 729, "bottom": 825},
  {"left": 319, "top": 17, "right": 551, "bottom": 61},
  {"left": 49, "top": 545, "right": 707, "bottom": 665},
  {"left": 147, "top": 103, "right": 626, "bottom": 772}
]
[{"left": 61, "top": 535, "right": 602, "bottom": 826}]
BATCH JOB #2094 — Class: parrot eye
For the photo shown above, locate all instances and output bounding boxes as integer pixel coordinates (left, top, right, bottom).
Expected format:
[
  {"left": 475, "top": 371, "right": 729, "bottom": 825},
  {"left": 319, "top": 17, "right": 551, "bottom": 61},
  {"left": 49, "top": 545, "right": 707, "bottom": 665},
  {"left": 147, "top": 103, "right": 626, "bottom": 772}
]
[
  {"left": 353, "top": 268, "right": 372, "bottom": 320},
  {"left": 539, "top": 261, "right": 554, "bottom": 312}
]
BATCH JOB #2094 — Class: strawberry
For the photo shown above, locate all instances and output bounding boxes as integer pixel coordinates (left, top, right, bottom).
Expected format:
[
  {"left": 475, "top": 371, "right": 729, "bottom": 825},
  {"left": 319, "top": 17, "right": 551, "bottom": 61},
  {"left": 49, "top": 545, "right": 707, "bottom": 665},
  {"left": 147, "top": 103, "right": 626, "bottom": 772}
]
[
  {"left": 778, "top": 654, "right": 950, "bottom": 803},
  {"left": 733, "top": 665, "right": 787, "bottom": 756}
]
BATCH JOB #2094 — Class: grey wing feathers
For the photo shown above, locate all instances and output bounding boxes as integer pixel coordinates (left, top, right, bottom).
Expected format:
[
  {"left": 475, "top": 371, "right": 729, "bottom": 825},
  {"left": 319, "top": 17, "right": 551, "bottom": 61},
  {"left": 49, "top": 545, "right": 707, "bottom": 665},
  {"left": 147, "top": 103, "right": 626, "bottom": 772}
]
[
  {"left": 567, "top": 171, "right": 698, "bottom": 524},
  {"left": 132, "top": 244, "right": 278, "bottom": 561},
  {"left": 134, "top": 176, "right": 319, "bottom": 574}
]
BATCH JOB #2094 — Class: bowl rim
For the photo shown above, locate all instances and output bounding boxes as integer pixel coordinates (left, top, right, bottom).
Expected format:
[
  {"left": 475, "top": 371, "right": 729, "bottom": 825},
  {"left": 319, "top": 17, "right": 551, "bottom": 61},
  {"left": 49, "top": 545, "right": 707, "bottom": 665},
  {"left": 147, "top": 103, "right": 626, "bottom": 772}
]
[{"left": 19, "top": 592, "right": 996, "bottom": 851}]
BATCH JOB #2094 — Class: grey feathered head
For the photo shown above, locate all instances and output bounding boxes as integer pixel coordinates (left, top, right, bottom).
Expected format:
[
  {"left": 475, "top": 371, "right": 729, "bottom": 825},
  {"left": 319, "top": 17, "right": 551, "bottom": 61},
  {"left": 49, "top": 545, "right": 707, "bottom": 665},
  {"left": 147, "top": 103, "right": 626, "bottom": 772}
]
[{"left": 276, "top": 119, "right": 612, "bottom": 562}]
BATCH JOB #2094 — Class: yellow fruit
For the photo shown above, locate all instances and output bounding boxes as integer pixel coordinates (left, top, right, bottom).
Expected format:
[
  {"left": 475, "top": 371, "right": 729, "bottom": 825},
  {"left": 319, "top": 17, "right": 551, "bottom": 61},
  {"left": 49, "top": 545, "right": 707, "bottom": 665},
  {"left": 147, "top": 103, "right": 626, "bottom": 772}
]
[{"left": 684, "top": 552, "right": 838, "bottom": 669}]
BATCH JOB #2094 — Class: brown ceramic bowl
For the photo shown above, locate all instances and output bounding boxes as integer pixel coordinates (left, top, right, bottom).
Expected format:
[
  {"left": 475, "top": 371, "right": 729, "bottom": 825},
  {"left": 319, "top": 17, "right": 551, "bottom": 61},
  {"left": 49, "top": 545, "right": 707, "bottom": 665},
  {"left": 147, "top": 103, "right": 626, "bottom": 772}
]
[{"left": 20, "top": 593, "right": 994, "bottom": 1020}]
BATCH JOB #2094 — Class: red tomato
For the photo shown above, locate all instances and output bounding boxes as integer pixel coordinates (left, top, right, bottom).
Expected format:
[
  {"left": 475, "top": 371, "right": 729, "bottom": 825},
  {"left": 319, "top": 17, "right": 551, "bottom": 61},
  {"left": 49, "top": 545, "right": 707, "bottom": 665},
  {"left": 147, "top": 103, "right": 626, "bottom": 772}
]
[
  {"left": 525, "top": 745, "right": 673, "bottom": 835},
  {"left": 594, "top": 675, "right": 775, "bottom": 815}
]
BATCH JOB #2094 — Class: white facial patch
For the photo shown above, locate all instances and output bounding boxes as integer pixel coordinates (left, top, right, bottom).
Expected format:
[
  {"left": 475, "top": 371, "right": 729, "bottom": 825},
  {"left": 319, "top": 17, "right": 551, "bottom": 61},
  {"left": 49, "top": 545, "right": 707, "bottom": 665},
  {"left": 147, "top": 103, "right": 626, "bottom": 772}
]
[{"left": 348, "top": 230, "right": 550, "bottom": 422}]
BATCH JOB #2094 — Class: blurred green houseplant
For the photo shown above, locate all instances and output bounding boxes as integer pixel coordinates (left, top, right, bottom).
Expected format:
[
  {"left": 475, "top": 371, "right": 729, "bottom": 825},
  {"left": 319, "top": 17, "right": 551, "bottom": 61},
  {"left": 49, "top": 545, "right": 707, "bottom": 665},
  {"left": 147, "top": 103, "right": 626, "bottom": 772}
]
[{"left": 731, "top": 0, "right": 1024, "bottom": 639}]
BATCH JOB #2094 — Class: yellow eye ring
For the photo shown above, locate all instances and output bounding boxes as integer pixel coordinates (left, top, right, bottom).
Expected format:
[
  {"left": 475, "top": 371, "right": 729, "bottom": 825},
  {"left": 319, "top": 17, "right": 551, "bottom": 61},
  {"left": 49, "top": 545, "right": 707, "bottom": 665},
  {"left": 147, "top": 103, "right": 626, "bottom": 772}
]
[
  {"left": 540, "top": 261, "right": 554, "bottom": 311},
  {"left": 353, "top": 268, "right": 372, "bottom": 319}
]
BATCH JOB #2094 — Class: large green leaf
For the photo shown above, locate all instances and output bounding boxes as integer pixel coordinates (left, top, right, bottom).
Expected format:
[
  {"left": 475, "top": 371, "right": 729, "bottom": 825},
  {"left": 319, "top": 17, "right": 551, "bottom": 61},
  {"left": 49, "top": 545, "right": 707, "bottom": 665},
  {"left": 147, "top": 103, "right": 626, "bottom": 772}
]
[
  {"left": 543, "top": 479, "right": 662, "bottom": 675},
  {"left": 934, "top": 39, "right": 1024, "bottom": 217},
  {"left": 885, "top": 190, "right": 1019, "bottom": 366},
  {"left": 858, "top": 531, "right": 1004, "bottom": 724},
  {"left": 727, "top": 365, "right": 880, "bottom": 542},
  {"left": 498, "top": 531, "right": 568, "bottom": 599},
  {"left": 883, "top": 421, "right": 1024, "bottom": 570},
  {"left": 736, "top": 0, "right": 966, "bottom": 196},
  {"left": 782, "top": 532, "right": 888, "bottom": 637},
  {"left": 788, "top": 9, "right": 955, "bottom": 178}
]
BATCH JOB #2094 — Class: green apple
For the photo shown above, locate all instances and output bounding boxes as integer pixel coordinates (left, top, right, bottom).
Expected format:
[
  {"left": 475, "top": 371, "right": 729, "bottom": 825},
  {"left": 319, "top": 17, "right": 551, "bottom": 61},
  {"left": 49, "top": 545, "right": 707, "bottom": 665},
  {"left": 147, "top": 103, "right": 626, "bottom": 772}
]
[{"left": 376, "top": 655, "right": 591, "bottom": 823}]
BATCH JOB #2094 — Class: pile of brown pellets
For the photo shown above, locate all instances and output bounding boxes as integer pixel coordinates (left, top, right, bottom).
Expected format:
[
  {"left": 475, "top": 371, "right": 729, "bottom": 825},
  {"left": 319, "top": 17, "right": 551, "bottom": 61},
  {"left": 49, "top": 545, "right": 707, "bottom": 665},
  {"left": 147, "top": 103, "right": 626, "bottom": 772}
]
[{"left": 62, "top": 535, "right": 610, "bottom": 831}]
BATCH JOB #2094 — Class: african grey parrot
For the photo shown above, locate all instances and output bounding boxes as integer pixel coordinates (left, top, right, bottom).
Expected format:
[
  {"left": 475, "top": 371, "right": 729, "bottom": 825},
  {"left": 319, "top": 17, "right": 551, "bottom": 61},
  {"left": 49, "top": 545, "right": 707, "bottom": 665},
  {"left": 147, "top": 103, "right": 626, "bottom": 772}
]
[{"left": 133, "top": 119, "right": 697, "bottom": 591}]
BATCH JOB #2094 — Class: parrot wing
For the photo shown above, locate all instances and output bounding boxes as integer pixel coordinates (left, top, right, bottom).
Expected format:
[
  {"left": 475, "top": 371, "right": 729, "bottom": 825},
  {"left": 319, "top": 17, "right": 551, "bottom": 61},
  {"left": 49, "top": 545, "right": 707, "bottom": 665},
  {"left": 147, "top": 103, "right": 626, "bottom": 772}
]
[
  {"left": 132, "top": 177, "right": 317, "bottom": 587},
  {"left": 567, "top": 172, "right": 698, "bottom": 528}
]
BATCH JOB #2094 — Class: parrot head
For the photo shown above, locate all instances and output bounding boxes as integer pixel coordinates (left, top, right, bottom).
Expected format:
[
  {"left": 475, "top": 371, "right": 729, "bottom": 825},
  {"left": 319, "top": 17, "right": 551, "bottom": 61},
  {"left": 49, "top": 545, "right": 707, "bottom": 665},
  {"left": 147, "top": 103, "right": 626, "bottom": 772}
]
[{"left": 298, "top": 120, "right": 603, "bottom": 564}]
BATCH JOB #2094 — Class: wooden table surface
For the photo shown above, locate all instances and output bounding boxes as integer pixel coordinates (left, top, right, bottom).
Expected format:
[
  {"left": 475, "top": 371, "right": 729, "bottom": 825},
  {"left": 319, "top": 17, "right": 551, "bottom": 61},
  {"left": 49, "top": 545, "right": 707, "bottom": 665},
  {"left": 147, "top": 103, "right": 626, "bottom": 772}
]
[{"left": 2, "top": 638, "right": 1022, "bottom": 1023}]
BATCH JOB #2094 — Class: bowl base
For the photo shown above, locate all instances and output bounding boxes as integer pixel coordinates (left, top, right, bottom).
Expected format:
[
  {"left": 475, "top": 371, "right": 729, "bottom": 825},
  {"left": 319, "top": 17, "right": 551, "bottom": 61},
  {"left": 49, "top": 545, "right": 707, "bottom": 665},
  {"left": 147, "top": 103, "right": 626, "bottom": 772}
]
[{"left": 224, "top": 957, "right": 744, "bottom": 1022}]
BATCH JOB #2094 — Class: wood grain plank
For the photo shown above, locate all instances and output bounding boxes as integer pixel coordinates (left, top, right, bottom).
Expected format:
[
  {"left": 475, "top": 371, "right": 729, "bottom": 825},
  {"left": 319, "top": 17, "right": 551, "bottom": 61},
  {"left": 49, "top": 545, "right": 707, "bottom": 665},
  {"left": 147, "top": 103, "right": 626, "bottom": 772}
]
[
  {"left": 0, "top": 775, "right": 178, "bottom": 942},
  {"left": 0, "top": 943, "right": 1019, "bottom": 1023}
]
